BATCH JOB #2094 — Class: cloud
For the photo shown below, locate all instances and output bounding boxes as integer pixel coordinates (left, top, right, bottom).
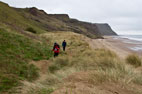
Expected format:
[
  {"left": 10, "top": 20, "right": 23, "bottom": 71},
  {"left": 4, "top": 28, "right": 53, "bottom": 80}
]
[{"left": 1, "top": 0, "right": 142, "bottom": 34}]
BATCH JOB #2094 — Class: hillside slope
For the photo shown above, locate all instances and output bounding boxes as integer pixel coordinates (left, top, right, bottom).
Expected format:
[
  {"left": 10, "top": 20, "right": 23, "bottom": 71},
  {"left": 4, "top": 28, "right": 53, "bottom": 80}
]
[
  {"left": 0, "top": 1, "right": 117, "bottom": 39},
  {"left": 0, "top": 28, "right": 53, "bottom": 93},
  {"left": 14, "top": 32, "right": 142, "bottom": 94}
]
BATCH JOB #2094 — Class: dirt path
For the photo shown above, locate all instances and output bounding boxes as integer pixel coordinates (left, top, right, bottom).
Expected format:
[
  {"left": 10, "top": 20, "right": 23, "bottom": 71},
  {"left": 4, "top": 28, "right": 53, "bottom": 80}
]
[{"left": 14, "top": 60, "right": 51, "bottom": 94}]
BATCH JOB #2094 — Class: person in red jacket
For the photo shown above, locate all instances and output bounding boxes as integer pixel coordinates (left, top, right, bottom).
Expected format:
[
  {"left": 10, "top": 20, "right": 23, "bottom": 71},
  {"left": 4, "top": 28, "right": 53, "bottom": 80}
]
[{"left": 52, "top": 43, "right": 60, "bottom": 57}]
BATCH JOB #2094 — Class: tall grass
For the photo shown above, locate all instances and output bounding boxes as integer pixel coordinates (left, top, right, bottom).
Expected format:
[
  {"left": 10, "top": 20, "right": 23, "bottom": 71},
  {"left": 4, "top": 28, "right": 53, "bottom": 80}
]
[
  {"left": 27, "top": 32, "right": 142, "bottom": 94},
  {"left": 48, "top": 56, "right": 69, "bottom": 73},
  {"left": 42, "top": 32, "right": 142, "bottom": 85},
  {"left": 126, "top": 54, "right": 142, "bottom": 67}
]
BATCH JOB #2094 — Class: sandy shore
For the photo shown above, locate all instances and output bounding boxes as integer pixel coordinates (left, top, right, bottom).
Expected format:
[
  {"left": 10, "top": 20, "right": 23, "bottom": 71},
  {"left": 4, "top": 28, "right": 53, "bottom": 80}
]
[{"left": 87, "top": 36, "right": 142, "bottom": 58}]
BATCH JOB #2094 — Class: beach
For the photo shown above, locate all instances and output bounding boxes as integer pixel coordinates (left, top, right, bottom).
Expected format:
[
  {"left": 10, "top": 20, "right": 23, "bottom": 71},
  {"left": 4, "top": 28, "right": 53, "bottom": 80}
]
[{"left": 87, "top": 36, "right": 142, "bottom": 58}]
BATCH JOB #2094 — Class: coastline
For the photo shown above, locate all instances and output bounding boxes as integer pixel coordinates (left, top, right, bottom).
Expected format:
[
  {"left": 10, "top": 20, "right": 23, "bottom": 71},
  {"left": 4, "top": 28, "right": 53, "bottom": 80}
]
[{"left": 88, "top": 35, "right": 142, "bottom": 58}]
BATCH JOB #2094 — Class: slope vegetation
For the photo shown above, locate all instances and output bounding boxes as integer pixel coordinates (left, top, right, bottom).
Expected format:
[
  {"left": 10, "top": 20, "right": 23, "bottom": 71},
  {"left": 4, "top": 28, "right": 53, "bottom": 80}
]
[
  {"left": 0, "top": 29, "right": 52, "bottom": 93},
  {"left": 0, "top": 1, "right": 117, "bottom": 39},
  {"left": 14, "top": 32, "right": 142, "bottom": 94}
]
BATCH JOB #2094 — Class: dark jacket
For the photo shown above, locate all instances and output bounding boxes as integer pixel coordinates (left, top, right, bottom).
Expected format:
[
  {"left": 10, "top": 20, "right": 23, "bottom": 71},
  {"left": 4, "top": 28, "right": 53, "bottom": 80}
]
[
  {"left": 62, "top": 41, "right": 67, "bottom": 47},
  {"left": 53, "top": 43, "right": 60, "bottom": 50}
]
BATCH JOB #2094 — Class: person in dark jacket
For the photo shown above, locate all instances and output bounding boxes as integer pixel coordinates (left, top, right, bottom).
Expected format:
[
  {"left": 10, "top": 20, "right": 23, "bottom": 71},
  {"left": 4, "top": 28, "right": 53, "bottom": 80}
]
[
  {"left": 52, "top": 42, "right": 60, "bottom": 57},
  {"left": 62, "top": 40, "right": 67, "bottom": 51}
]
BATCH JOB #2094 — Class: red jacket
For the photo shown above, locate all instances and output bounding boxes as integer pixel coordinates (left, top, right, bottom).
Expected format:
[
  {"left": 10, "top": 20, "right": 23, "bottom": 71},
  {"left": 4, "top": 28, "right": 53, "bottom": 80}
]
[{"left": 53, "top": 46, "right": 60, "bottom": 53}]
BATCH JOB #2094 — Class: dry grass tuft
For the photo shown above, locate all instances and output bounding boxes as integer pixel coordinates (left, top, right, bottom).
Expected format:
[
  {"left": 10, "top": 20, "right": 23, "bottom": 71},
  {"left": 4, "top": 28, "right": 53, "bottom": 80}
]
[{"left": 126, "top": 54, "right": 142, "bottom": 67}]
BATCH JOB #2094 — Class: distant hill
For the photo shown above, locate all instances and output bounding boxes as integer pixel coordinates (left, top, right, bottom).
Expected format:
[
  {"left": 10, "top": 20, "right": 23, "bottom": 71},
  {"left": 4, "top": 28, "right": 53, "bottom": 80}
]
[{"left": 0, "top": 1, "right": 117, "bottom": 39}]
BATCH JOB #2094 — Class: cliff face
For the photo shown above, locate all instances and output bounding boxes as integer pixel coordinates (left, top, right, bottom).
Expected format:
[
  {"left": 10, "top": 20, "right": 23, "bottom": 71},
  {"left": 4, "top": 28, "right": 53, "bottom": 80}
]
[
  {"left": 95, "top": 24, "right": 117, "bottom": 35},
  {"left": 0, "top": 1, "right": 117, "bottom": 38}
]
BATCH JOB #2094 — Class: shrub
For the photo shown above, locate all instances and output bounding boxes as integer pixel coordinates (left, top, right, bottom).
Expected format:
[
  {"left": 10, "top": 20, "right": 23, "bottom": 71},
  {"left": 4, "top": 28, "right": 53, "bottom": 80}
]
[
  {"left": 54, "top": 57, "right": 69, "bottom": 68},
  {"left": 48, "top": 57, "right": 69, "bottom": 73},
  {"left": 48, "top": 65, "right": 60, "bottom": 73},
  {"left": 26, "top": 27, "right": 37, "bottom": 34},
  {"left": 126, "top": 54, "right": 141, "bottom": 67}
]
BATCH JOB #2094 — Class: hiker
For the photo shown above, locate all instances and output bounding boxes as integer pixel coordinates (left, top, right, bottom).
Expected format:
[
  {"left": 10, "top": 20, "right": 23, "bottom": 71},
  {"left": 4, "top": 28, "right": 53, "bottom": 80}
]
[
  {"left": 62, "top": 40, "right": 67, "bottom": 51},
  {"left": 52, "top": 42, "right": 60, "bottom": 57}
]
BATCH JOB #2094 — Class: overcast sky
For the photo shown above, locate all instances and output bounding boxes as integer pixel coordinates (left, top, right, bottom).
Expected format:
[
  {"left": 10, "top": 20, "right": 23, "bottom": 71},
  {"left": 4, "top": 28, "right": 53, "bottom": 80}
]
[{"left": 1, "top": 0, "right": 142, "bottom": 35}]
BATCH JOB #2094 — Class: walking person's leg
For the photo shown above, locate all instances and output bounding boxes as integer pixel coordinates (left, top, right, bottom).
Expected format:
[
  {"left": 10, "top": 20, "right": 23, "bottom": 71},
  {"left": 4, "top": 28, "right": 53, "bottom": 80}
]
[
  {"left": 63, "top": 46, "right": 65, "bottom": 51},
  {"left": 56, "top": 53, "right": 59, "bottom": 56},
  {"left": 54, "top": 53, "right": 57, "bottom": 57},
  {"left": 54, "top": 53, "right": 56, "bottom": 57},
  {"left": 54, "top": 53, "right": 59, "bottom": 57}
]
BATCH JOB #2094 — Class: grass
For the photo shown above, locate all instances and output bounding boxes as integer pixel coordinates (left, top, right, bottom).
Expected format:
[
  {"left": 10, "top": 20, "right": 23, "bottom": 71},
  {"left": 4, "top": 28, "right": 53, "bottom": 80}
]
[
  {"left": 0, "top": 29, "right": 52, "bottom": 93},
  {"left": 0, "top": 75, "right": 19, "bottom": 92},
  {"left": 26, "top": 27, "right": 37, "bottom": 34},
  {"left": 0, "top": 1, "right": 100, "bottom": 40},
  {"left": 29, "top": 88, "right": 54, "bottom": 94},
  {"left": 126, "top": 54, "right": 142, "bottom": 67},
  {"left": 49, "top": 56, "right": 69, "bottom": 73},
  {"left": 0, "top": 2, "right": 46, "bottom": 34},
  {"left": 37, "top": 32, "right": 142, "bottom": 94},
  {"left": 1, "top": 31, "right": 141, "bottom": 94}
]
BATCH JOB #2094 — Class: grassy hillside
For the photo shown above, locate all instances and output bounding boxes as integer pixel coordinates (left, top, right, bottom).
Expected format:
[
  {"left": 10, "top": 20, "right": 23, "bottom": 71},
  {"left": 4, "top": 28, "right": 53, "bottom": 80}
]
[
  {"left": 0, "top": 29, "right": 52, "bottom": 93},
  {"left": 0, "top": 1, "right": 117, "bottom": 39},
  {"left": 0, "top": 2, "right": 45, "bottom": 34},
  {"left": 0, "top": 1, "right": 140, "bottom": 94},
  {"left": 18, "top": 32, "right": 141, "bottom": 94},
  {"left": 0, "top": 29, "right": 141, "bottom": 94}
]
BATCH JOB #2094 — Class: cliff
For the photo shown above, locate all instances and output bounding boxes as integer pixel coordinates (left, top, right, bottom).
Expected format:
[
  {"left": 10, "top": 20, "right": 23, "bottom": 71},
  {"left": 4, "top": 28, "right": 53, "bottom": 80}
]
[
  {"left": 95, "top": 23, "right": 117, "bottom": 35},
  {"left": 0, "top": 1, "right": 117, "bottom": 39}
]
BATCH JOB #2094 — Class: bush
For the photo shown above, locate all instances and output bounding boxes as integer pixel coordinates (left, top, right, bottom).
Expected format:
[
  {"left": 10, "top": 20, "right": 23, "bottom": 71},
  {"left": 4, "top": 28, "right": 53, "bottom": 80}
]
[
  {"left": 48, "top": 57, "right": 69, "bottom": 73},
  {"left": 54, "top": 57, "right": 69, "bottom": 67},
  {"left": 26, "top": 27, "right": 37, "bottom": 34},
  {"left": 126, "top": 55, "right": 141, "bottom": 67},
  {"left": 48, "top": 65, "right": 60, "bottom": 73}
]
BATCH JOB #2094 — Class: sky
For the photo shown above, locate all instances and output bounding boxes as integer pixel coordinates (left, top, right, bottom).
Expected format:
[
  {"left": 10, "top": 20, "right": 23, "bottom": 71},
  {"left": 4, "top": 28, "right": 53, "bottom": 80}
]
[{"left": 0, "top": 0, "right": 142, "bottom": 35}]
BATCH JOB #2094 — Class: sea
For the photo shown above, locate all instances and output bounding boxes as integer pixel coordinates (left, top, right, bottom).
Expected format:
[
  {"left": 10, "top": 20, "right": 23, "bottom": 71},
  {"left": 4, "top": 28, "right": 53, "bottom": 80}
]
[
  {"left": 119, "top": 35, "right": 142, "bottom": 42},
  {"left": 113, "top": 35, "right": 142, "bottom": 51}
]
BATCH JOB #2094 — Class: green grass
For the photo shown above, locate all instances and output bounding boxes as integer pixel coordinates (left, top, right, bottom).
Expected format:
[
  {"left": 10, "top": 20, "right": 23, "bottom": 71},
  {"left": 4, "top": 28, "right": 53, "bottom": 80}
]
[
  {"left": 29, "top": 88, "right": 54, "bottom": 94},
  {"left": 0, "top": 2, "right": 46, "bottom": 34},
  {"left": 0, "top": 75, "right": 19, "bottom": 92},
  {"left": 0, "top": 29, "right": 53, "bottom": 92},
  {"left": 26, "top": 27, "right": 37, "bottom": 33}
]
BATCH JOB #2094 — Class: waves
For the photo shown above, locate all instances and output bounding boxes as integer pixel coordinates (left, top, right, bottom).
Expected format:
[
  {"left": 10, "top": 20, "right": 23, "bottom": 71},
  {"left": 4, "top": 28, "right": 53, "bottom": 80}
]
[{"left": 119, "top": 35, "right": 142, "bottom": 42}]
